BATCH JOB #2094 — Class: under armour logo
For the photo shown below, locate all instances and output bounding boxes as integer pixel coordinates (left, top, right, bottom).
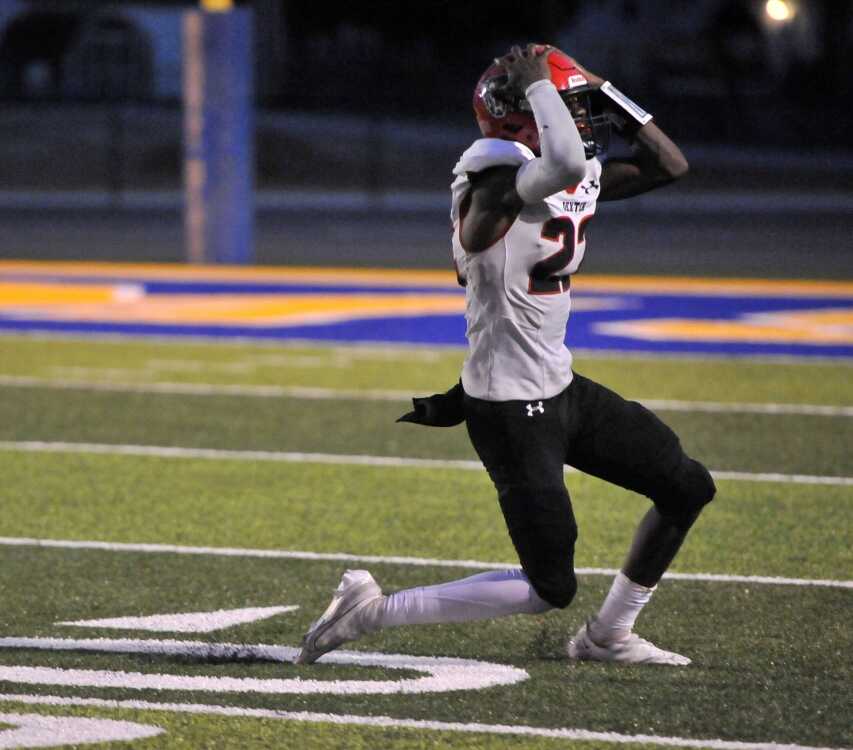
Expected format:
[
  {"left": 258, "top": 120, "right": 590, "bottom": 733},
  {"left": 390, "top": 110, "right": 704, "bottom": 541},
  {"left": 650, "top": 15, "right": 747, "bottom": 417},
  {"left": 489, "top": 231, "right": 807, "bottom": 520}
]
[
  {"left": 526, "top": 401, "right": 544, "bottom": 417},
  {"left": 580, "top": 179, "right": 599, "bottom": 194}
]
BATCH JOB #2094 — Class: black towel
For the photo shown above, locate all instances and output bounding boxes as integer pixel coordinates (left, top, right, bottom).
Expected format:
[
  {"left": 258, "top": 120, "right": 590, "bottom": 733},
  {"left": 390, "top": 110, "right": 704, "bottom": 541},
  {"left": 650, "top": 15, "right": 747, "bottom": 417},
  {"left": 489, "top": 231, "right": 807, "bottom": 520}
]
[{"left": 396, "top": 381, "right": 465, "bottom": 427}]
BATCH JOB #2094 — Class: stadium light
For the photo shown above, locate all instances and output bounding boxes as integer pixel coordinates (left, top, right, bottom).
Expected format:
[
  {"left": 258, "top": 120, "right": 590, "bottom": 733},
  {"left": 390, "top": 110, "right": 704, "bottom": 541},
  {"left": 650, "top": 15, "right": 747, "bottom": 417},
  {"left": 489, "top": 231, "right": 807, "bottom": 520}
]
[
  {"left": 201, "top": 0, "right": 234, "bottom": 11},
  {"left": 764, "top": 0, "right": 797, "bottom": 23}
]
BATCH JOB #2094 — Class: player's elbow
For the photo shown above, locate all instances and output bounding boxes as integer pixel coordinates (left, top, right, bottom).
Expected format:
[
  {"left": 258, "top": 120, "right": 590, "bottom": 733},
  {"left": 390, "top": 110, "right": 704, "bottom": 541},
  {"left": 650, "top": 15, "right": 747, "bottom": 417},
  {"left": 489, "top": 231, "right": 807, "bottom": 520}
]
[
  {"left": 668, "top": 154, "right": 689, "bottom": 180},
  {"left": 648, "top": 144, "right": 689, "bottom": 183},
  {"left": 650, "top": 155, "right": 688, "bottom": 188},
  {"left": 566, "top": 161, "right": 588, "bottom": 184},
  {"left": 659, "top": 146, "right": 689, "bottom": 180},
  {"left": 552, "top": 152, "right": 586, "bottom": 186}
]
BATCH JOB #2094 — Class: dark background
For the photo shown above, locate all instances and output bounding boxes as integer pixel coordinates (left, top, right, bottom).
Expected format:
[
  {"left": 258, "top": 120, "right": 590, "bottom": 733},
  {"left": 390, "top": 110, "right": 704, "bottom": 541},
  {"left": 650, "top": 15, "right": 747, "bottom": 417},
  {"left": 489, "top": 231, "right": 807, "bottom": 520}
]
[{"left": 0, "top": 0, "right": 851, "bottom": 275}]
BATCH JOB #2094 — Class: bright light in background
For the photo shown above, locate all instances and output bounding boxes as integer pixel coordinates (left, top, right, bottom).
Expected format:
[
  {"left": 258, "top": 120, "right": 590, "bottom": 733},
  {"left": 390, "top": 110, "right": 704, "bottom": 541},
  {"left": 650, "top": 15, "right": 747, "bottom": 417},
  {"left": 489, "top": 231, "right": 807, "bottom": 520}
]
[
  {"left": 765, "top": 0, "right": 797, "bottom": 23},
  {"left": 201, "top": 0, "right": 233, "bottom": 11}
]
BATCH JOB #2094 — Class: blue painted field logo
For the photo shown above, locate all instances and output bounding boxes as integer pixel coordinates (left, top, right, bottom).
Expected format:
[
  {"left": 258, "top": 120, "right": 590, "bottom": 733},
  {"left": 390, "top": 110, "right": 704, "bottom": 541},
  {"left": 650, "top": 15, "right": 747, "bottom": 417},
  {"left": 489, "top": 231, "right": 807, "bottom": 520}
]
[{"left": 2, "top": 262, "right": 850, "bottom": 357}]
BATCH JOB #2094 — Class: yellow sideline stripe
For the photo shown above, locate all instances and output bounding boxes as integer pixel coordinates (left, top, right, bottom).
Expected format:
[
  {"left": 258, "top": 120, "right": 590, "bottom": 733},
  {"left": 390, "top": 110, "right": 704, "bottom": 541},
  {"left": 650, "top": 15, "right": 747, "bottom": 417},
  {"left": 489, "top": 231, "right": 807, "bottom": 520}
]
[
  {"left": 597, "top": 310, "right": 853, "bottom": 345},
  {"left": 0, "top": 285, "right": 465, "bottom": 324},
  {"left": 1, "top": 261, "right": 852, "bottom": 297},
  {"left": 0, "top": 282, "right": 135, "bottom": 305},
  {"left": 0, "top": 261, "right": 456, "bottom": 288}
]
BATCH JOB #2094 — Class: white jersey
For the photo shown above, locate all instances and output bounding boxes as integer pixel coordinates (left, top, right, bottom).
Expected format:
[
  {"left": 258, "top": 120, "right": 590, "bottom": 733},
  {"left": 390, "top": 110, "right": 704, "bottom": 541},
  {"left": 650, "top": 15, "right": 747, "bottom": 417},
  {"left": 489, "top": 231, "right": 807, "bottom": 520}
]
[{"left": 451, "top": 138, "right": 602, "bottom": 402}]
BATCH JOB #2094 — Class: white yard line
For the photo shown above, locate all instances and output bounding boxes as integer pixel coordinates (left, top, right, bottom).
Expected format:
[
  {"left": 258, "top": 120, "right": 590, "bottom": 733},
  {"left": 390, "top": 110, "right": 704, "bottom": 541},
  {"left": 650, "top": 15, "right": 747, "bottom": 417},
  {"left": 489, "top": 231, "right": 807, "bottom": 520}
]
[
  {"left": 3, "top": 329, "right": 853, "bottom": 365},
  {"left": 0, "top": 537, "right": 849, "bottom": 589},
  {"left": 1, "top": 440, "right": 851, "bottom": 487},
  {"left": 637, "top": 399, "right": 853, "bottom": 417},
  {"left": 704, "top": 470, "right": 853, "bottom": 486},
  {"left": 0, "top": 374, "right": 851, "bottom": 416},
  {"left": 0, "top": 694, "right": 847, "bottom": 750},
  {"left": 0, "top": 441, "right": 486, "bottom": 471},
  {"left": 0, "top": 375, "right": 413, "bottom": 402}
]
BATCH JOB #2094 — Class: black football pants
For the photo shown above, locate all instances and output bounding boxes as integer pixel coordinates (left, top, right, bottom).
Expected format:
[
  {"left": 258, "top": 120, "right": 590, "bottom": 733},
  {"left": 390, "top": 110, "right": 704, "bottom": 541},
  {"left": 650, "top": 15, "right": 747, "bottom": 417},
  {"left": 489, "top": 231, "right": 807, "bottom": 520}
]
[{"left": 463, "top": 372, "right": 707, "bottom": 608}]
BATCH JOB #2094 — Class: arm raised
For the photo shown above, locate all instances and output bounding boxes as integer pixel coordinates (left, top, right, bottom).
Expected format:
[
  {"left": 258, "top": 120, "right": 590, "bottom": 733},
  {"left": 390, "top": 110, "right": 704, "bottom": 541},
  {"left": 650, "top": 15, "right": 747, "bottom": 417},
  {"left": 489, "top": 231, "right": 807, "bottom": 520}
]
[
  {"left": 515, "top": 79, "right": 587, "bottom": 203},
  {"left": 567, "top": 60, "right": 689, "bottom": 201},
  {"left": 599, "top": 121, "right": 689, "bottom": 202}
]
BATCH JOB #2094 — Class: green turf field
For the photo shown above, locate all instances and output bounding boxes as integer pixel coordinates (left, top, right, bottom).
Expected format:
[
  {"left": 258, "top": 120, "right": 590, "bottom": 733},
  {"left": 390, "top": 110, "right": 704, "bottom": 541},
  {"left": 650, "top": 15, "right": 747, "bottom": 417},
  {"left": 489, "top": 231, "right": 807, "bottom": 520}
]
[{"left": 0, "top": 334, "right": 850, "bottom": 750}]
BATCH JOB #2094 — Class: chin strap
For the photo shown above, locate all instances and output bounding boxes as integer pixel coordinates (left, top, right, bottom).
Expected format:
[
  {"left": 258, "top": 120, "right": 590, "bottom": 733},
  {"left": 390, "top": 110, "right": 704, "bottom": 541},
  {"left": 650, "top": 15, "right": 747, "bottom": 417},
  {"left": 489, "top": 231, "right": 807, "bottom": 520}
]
[{"left": 598, "top": 81, "right": 653, "bottom": 137}]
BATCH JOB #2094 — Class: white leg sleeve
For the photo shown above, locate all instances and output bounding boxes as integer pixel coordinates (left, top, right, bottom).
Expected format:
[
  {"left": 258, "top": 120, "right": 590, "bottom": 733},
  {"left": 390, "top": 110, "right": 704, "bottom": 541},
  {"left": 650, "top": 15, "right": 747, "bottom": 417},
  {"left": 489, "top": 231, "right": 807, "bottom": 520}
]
[
  {"left": 378, "top": 569, "right": 552, "bottom": 628},
  {"left": 515, "top": 79, "right": 587, "bottom": 204}
]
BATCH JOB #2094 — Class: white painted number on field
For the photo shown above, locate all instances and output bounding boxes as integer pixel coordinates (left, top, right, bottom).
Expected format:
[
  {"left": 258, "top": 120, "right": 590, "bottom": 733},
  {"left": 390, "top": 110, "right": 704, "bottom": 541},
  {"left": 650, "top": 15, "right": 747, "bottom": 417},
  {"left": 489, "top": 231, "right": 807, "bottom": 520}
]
[
  {"left": 57, "top": 605, "right": 299, "bottom": 633},
  {"left": 0, "top": 637, "right": 527, "bottom": 695},
  {"left": 0, "top": 713, "right": 162, "bottom": 749}
]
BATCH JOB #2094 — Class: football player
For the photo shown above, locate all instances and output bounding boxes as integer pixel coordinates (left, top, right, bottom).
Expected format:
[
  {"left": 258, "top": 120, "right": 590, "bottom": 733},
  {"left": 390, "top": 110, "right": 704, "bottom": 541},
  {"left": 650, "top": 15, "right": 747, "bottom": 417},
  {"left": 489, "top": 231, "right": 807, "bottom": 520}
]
[{"left": 297, "top": 44, "right": 715, "bottom": 667}]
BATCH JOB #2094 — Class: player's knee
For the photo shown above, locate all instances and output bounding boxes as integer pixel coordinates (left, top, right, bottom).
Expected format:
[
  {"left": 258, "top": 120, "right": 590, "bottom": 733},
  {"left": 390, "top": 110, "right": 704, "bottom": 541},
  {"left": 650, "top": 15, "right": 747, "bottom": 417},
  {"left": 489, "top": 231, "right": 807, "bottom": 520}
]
[
  {"left": 535, "top": 568, "right": 578, "bottom": 609},
  {"left": 654, "top": 457, "right": 716, "bottom": 527},
  {"left": 682, "top": 458, "right": 716, "bottom": 511},
  {"left": 523, "top": 501, "right": 578, "bottom": 609},
  {"left": 499, "top": 485, "right": 579, "bottom": 609}
]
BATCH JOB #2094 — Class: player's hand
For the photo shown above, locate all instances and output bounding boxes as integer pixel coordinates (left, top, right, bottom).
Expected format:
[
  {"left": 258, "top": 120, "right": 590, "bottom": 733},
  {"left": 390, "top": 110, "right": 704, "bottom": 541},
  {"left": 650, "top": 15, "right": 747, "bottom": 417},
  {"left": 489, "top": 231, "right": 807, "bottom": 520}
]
[{"left": 496, "top": 43, "right": 553, "bottom": 92}]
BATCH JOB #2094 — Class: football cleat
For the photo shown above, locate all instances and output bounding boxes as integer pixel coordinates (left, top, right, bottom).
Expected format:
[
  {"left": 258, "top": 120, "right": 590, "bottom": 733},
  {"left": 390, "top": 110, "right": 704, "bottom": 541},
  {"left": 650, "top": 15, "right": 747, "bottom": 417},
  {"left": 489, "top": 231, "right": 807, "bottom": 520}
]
[
  {"left": 567, "top": 618, "right": 691, "bottom": 666},
  {"left": 295, "top": 569, "right": 383, "bottom": 665}
]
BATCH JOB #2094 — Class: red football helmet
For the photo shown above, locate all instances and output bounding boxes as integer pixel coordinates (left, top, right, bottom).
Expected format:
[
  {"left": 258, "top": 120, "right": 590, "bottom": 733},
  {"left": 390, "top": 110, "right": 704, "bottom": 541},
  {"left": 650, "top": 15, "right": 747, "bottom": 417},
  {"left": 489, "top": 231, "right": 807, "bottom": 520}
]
[{"left": 473, "top": 47, "right": 608, "bottom": 157}]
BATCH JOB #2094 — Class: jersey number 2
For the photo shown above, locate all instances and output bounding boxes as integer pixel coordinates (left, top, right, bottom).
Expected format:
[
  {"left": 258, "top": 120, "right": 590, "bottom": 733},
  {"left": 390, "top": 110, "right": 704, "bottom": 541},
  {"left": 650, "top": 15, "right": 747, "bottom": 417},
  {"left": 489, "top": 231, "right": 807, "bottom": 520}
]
[{"left": 528, "top": 216, "right": 589, "bottom": 295}]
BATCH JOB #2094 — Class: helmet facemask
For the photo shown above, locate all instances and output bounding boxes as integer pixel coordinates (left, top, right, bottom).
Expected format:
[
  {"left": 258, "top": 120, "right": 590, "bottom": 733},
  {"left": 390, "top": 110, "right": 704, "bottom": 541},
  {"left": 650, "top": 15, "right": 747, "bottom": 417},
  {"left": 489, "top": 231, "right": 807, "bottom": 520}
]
[{"left": 560, "top": 90, "right": 611, "bottom": 158}]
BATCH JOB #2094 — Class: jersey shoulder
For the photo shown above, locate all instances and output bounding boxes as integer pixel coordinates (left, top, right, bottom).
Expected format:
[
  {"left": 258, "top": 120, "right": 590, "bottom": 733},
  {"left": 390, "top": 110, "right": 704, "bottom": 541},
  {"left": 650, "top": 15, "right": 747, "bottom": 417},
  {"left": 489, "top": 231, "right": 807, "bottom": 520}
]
[
  {"left": 450, "top": 139, "right": 536, "bottom": 221},
  {"left": 452, "top": 138, "right": 535, "bottom": 178}
]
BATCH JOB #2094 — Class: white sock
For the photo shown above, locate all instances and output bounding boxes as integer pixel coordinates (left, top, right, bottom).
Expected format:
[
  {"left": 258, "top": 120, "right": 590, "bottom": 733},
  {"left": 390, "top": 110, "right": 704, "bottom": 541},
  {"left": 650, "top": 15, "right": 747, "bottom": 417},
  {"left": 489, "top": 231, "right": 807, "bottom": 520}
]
[
  {"left": 378, "top": 569, "right": 552, "bottom": 628},
  {"left": 590, "top": 571, "right": 655, "bottom": 644}
]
